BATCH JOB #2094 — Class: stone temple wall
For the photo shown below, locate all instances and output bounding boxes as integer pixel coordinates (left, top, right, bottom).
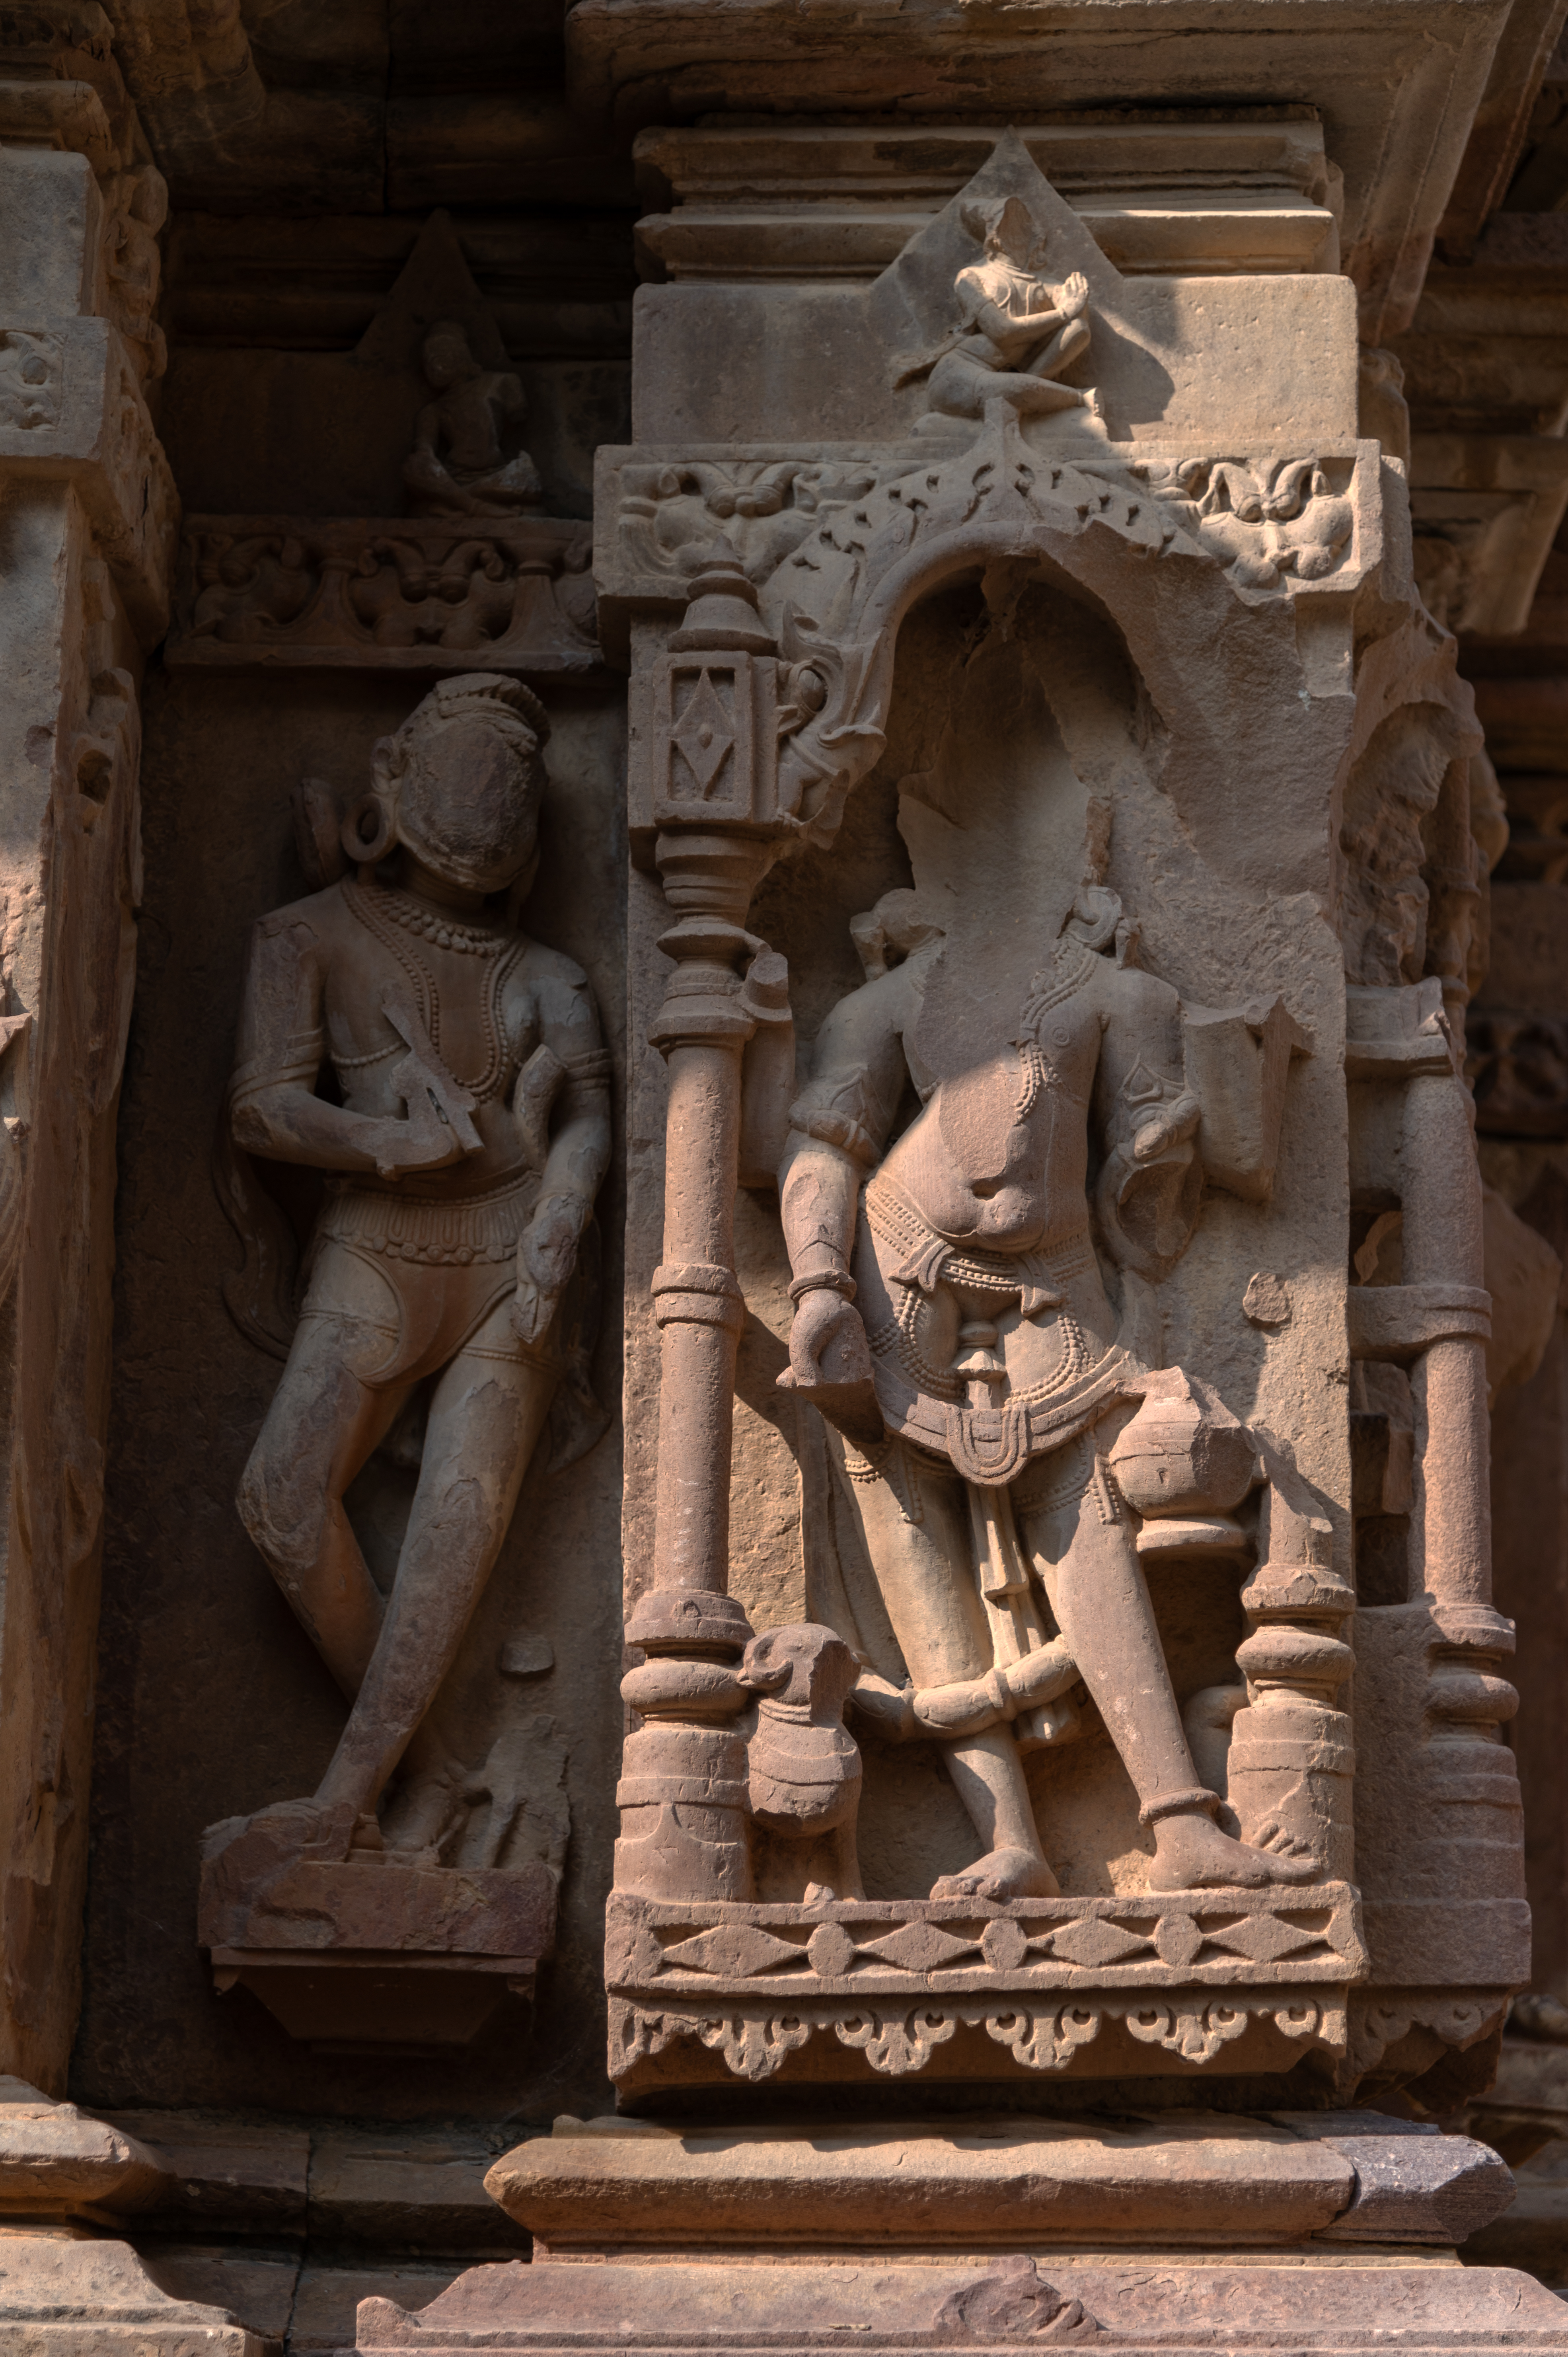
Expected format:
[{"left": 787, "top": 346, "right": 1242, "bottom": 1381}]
[{"left": 0, "top": 1, "right": 1567, "bottom": 2348}]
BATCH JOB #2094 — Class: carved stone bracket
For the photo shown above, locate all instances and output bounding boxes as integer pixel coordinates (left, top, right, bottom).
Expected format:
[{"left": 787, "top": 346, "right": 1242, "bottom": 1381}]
[
  {"left": 199, "top": 1844, "right": 557, "bottom": 2053},
  {"left": 166, "top": 515, "right": 600, "bottom": 675}
]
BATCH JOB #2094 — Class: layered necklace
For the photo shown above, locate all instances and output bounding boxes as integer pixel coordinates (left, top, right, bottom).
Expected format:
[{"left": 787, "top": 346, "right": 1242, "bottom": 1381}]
[
  {"left": 370, "top": 884, "right": 509, "bottom": 957},
  {"left": 347, "top": 878, "right": 526, "bottom": 1101}
]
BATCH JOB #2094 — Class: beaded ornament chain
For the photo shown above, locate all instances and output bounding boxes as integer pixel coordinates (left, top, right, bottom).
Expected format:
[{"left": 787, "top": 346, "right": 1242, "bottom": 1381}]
[
  {"left": 345, "top": 877, "right": 527, "bottom": 1102},
  {"left": 368, "top": 884, "right": 510, "bottom": 956}
]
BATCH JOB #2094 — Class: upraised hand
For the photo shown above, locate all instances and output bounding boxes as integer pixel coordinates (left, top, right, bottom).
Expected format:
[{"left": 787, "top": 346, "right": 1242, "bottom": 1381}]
[{"left": 1058, "top": 269, "right": 1091, "bottom": 321}]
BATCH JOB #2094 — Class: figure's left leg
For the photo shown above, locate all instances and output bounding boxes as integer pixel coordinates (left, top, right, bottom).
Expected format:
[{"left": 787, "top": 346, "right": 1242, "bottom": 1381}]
[
  {"left": 1027, "top": 319, "right": 1091, "bottom": 381},
  {"left": 314, "top": 1302, "right": 558, "bottom": 1824},
  {"left": 1020, "top": 1453, "right": 1313, "bottom": 1890}
]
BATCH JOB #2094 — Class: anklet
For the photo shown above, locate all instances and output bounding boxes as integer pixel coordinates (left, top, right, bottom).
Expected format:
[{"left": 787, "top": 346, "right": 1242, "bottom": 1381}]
[{"left": 1139, "top": 1787, "right": 1221, "bottom": 1827}]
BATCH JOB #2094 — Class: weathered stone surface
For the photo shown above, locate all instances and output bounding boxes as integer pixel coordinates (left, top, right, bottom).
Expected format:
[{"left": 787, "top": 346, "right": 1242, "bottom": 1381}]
[
  {"left": 566, "top": 0, "right": 1508, "bottom": 340},
  {"left": 487, "top": 2115, "right": 1357, "bottom": 2251},
  {"left": 357, "top": 2250, "right": 1568, "bottom": 2353},
  {"left": 0, "top": 2226, "right": 261, "bottom": 2352},
  {"left": 1274, "top": 2110, "right": 1516, "bottom": 2242},
  {"left": 0, "top": 8, "right": 176, "bottom": 2097},
  {"left": 0, "top": 2080, "right": 166, "bottom": 2219},
  {"left": 6, "top": 3, "right": 1562, "bottom": 2351},
  {"left": 99, "top": 2114, "right": 309, "bottom": 2231}
]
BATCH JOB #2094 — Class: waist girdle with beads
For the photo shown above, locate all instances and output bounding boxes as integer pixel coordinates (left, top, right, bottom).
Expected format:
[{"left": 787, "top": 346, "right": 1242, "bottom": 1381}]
[{"left": 859, "top": 1168, "right": 1142, "bottom": 1485}]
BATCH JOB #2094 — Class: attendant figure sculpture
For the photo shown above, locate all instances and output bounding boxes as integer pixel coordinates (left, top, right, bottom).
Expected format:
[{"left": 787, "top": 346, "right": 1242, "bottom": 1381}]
[
  {"left": 898, "top": 197, "right": 1098, "bottom": 423},
  {"left": 404, "top": 321, "right": 545, "bottom": 518},
  {"left": 227, "top": 673, "right": 610, "bottom": 1860},
  {"left": 779, "top": 883, "right": 1311, "bottom": 1901}
]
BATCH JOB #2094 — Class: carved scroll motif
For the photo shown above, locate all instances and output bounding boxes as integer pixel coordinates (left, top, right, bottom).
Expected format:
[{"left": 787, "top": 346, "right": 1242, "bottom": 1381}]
[
  {"left": 606, "top": 422, "right": 1371, "bottom": 863},
  {"left": 611, "top": 1992, "right": 1347, "bottom": 2081},
  {"left": 168, "top": 516, "right": 600, "bottom": 675}
]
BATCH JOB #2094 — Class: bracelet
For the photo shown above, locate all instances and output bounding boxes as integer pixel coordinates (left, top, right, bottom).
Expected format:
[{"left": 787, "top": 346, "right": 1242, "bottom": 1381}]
[{"left": 788, "top": 1268, "right": 857, "bottom": 1305}]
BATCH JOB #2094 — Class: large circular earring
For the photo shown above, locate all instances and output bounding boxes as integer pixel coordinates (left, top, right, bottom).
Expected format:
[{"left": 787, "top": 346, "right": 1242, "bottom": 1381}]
[{"left": 341, "top": 792, "right": 395, "bottom": 870}]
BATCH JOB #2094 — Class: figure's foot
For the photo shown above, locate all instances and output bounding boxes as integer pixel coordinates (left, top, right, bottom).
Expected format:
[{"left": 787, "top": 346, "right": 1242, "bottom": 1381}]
[
  {"left": 199, "top": 1795, "right": 358, "bottom": 1878},
  {"left": 1146, "top": 1809, "right": 1315, "bottom": 1891},
  {"left": 931, "top": 1847, "right": 1061, "bottom": 1901}
]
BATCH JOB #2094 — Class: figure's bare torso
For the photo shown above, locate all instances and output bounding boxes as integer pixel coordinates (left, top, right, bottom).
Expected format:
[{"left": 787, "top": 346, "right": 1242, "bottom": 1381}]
[
  {"left": 298, "top": 882, "right": 566, "bottom": 1190},
  {"left": 880, "top": 989, "right": 1102, "bottom": 1256}
]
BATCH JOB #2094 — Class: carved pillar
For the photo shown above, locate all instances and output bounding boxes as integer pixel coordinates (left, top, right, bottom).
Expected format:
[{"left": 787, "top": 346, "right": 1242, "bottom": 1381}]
[
  {"left": 1401, "top": 1066, "right": 1491, "bottom": 1611},
  {"left": 1227, "top": 1494, "right": 1356, "bottom": 1885},
  {"left": 614, "top": 555, "right": 791, "bottom": 1904},
  {"left": 1346, "top": 978, "right": 1527, "bottom": 2056},
  {"left": 0, "top": 40, "right": 175, "bottom": 2088}
]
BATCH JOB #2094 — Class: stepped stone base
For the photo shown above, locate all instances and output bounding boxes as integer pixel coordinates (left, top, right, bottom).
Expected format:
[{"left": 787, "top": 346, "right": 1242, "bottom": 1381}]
[
  {"left": 356, "top": 2112, "right": 1564, "bottom": 2352},
  {"left": 0, "top": 2227, "right": 264, "bottom": 2352},
  {"left": 357, "top": 2250, "right": 1568, "bottom": 2355}
]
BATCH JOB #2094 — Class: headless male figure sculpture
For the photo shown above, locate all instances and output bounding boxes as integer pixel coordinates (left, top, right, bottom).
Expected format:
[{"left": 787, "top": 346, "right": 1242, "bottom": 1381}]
[
  {"left": 780, "top": 888, "right": 1312, "bottom": 1901},
  {"left": 229, "top": 673, "right": 610, "bottom": 1858}
]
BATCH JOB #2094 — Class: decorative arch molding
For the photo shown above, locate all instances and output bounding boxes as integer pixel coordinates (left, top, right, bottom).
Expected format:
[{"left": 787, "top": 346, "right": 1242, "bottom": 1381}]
[{"left": 601, "top": 414, "right": 1382, "bottom": 888}]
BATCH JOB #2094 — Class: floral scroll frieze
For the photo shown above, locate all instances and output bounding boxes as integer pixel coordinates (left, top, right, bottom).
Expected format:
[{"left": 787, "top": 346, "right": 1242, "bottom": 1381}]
[
  {"left": 606, "top": 432, "right": 1364, "bottom": 627},
  {"left": 1132, "top": 454, "right": 1357, "bottom": 591},
  {"left": 612, "top": 439, "right": 1177, "bottom": 622},
  {"left": 167, "top": 515, "right": 600, "bottom": 677}
]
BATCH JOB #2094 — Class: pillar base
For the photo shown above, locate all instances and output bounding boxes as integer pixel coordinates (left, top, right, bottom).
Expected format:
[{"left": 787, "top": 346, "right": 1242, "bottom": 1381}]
[
  {"left": 0, "top": 2226, "right": 264, "bottom": 2351},
  {"left": 356, "top": 2112, "right": 1556, "bottom": 2351},
  {"left": 359, "top": 2249, "right": 1568, "bottom": 2352}
]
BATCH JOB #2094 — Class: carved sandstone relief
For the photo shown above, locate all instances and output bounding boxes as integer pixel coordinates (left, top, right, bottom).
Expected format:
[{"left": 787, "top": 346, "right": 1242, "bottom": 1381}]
[
  {"left": 163, "top": 213, "right": 606, "bottom": 679},
  {"left": 405, "top": 321, "right": 546, "bottom": 520},
  {"left": 166, "top": 516, "right": 598, "bottom": 676},
  {"left": 597, "top": 415, "right": 1395, "bottom": 2096},
  {"left": 198, "top": 672, "right": 611, "bottom": 2049},
  {"left": 590, "top": 132, "right": 1511, "bottom": 2101}
]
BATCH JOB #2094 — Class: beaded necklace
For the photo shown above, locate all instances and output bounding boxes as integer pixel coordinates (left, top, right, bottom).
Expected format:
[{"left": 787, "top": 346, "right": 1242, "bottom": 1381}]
[
  {"left": 370, "top": 884, "right": 510, "bottom": 956},
  {"left": 345, "top": 877, "right": 527, "bottom": 1103}
]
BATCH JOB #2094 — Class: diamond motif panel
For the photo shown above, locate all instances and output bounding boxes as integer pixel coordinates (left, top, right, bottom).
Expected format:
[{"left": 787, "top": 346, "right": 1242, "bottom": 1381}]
[
  {"left": 1049, "top": 1916, "right": 1155, "bottom": 1968},
  {"left": 1202, "top": 1912, "right": 1328, "bottom": 1966},
  {"left": 669, "top": 670, "right": 736, "bottom": 798},
  {"left": 661, "top": 1925, "right": 804, "bottom": 1978},
  {"left": 858, "top": 1920, "right": 979, "bottom": 1973}
]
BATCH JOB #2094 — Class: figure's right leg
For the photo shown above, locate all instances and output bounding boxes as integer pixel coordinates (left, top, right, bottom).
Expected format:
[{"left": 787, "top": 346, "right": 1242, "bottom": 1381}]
[
  {"left": 1020, "top": 1449, "right": 1313, "bottom": 1891},
  {"left": 834, "top": 1442, "right": 1057, "bottom": 1899},
  {"left": 236, "top": 1247, "right": 410, "bottom": 1701}
]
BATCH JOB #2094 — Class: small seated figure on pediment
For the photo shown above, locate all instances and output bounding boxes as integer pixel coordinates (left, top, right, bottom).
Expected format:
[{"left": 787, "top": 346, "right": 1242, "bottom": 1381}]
[
  {"left": 404, "top": 320, "right": 545, "bottom": 519},
  {"left": 898, "top": 197, "right": 1098, "bottom": 427}
]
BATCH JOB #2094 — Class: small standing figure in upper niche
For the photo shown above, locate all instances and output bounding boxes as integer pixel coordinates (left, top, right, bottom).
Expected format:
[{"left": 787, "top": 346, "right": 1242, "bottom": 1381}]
[
  {"left": 226, "top": 673, "right": 610, "bottom": 1860},
  {"left": 899, "top": 197, "right": 1098, "bottom": 425},
  {"left": 404, "top": 320, "right": 545, "bottom": 518}
]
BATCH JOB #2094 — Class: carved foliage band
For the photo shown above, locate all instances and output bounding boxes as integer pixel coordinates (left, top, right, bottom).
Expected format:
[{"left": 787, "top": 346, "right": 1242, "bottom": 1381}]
[{"left": 168, "top": 516, "right": 599, "bottom": 675}]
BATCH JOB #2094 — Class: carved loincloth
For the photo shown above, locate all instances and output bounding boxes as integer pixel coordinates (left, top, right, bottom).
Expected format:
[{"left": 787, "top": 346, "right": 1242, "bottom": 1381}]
[
  {"left": 304, "top": 1167, "right": 555, "bottom": 1386},
  {"left": 857, "top": 1169, "right": 1141, "bottom": 1487}
]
